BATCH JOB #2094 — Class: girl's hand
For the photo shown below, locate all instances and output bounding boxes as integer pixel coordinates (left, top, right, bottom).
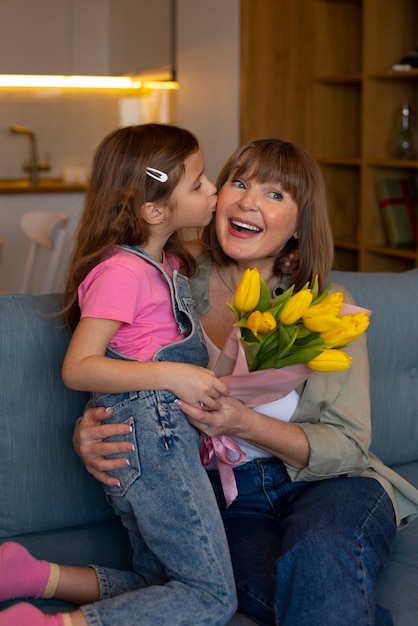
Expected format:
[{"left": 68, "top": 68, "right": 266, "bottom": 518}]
[
  {"left": 167, "top": 363, "right": 229, "bottom": 409},
  {"left": 73, "top": 406, "right": 132, "bottom": 487},
  {"left": 175, "top": 395, "right": 247, "bottom": 437}
]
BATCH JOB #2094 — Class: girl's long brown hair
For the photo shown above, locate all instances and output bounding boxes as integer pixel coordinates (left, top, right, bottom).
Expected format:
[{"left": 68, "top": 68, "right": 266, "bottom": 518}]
[
  {"left": 62, "top": 123, "right": 199, "bottom": 329},
  {"left": 201, "top": 138, "right": 334, "bottom": 293}
]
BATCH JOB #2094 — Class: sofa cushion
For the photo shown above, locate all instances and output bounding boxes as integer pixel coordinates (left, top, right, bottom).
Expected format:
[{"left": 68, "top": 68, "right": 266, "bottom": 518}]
[
  {"left": 0, "top": 293, "right": 115, "bottom": 537},
  {"left": 330, "top": 269, "right": 418, "bottom": 466}
]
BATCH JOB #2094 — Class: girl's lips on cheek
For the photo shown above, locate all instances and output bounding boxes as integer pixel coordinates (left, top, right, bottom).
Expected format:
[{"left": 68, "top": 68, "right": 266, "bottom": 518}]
[{"left": 227, "top": 218, "right": 262, "bottom": 238}]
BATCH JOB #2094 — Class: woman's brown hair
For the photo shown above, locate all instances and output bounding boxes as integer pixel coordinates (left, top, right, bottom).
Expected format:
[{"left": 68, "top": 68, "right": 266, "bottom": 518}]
[
  {"left": 201, "top": 138, "right": 334, "bottom": 292},
  {"left": 62, "top": 123, "right": 199, "bottom": 328}
]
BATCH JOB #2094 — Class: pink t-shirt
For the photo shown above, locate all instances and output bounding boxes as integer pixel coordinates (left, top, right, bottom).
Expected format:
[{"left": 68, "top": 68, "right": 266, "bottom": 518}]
[{"left": 78, "top": 248, "right": 184, "bottom": 361}]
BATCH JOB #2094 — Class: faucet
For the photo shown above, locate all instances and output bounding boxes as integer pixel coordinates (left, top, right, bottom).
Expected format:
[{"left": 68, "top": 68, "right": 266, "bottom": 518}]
[{"left": 9, "top": 125, "right": 50, "bottom": 185}]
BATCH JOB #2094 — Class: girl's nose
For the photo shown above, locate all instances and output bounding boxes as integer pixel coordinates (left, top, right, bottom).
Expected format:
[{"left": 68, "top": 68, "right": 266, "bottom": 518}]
[{"left": 208, "top": 180, "right": 217, "bottom": 195}]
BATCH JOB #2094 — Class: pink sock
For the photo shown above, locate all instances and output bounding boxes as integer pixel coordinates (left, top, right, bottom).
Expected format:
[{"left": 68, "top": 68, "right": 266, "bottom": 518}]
[
  {"left": 0, "top": 542, "right": 51, "bottom": 601},
  {"left": 0, "top": 603, "right": 65, "bottom": 626}
]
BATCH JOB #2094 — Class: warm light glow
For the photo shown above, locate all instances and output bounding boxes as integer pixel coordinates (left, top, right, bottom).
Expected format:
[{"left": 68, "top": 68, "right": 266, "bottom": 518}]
[
  {"left": 0, "top": 75, "right": 179, "bottom": 90},
  {"left": 143, "top": 81, "right": 179, "bottom": 90}
]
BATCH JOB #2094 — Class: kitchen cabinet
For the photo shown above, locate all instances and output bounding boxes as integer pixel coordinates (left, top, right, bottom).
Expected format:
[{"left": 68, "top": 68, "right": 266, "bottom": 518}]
[
  {"left": 0, "top": 0, "right": 70, "bottom": 74},
  {"left": 0, "top": 0, "right": 174, "bottom": 77},
  {"left": 0, "top": 0, "right": 107, "bottom": 75},
  {"left": 109, "top": 0, "right": 174, "bottom": 77}
]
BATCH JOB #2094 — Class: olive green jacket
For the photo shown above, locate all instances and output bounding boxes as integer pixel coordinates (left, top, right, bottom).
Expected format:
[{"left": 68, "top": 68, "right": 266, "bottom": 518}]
[{"left": 190, "top": 253, "right": 418, "bottom": 527}]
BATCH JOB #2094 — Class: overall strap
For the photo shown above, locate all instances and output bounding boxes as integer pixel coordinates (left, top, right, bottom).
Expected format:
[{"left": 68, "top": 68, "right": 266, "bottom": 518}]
[{"left": 115, "top": 244, "right": 190, "bottom": 334}]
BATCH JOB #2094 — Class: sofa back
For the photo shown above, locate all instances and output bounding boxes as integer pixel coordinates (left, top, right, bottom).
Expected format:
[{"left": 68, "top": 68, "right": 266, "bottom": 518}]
[
  {"left": 330, "top": 269, "right": 418, "bottom": 466},
  {"left": 1, "top": 269, "right": 417, "bottom": 538},
  {"left": 0, "top": 293, "right": 115, "bottom": 538}
]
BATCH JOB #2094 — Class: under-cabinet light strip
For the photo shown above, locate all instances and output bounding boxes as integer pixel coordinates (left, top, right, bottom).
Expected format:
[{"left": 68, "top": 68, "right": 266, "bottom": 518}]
[{"left": 0, "top": 75, "right": 179, "bottom": 90}]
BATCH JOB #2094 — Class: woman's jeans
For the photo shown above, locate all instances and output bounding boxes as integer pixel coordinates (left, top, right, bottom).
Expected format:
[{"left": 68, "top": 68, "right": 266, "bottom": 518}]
[{"left": 208, "top": 458, "right": 396, "bottom": 626}]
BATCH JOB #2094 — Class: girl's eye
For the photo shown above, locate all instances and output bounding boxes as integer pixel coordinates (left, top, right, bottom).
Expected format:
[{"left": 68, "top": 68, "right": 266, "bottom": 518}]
[{"left": 194, "top": 181, "right": 202, "bottom": 191}]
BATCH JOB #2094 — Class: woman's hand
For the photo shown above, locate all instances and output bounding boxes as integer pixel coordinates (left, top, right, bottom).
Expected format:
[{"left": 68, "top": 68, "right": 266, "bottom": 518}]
[
  {"left": 73, "top": 407, "right": 133, "bottom": 487},
  {"left": 177, "top": 395, "right": 310, "bottom": 469},
  {"left": 176, "top": 395, "right": 251, "bottom": 438}
]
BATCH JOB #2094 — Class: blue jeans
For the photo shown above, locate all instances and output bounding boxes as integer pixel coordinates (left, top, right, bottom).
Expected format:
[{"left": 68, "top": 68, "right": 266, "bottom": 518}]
[
  {"left": 81, "top": 390, "right": 236, "bottom": 626},
  {"left": 208, "top": 458, "right": 396, "bottom": 626}
]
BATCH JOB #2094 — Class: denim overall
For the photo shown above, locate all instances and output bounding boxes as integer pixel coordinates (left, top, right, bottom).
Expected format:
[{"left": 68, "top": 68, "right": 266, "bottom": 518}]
[{"left": 83, "top": 246, "right": 237, "bottom": 626}]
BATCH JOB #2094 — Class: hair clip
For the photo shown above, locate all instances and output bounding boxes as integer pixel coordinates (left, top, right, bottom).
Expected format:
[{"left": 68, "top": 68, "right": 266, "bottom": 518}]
[{"left": 146, "top": 167, "right": 168, "bottom": 183}]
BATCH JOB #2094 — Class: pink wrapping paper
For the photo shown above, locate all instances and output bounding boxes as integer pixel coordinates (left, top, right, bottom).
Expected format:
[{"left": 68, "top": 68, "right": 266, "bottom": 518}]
[
  {"left": 200, "top": 302, "right": 372, "bottom": 506},
  {"left": 214, "top": 327, "right": 312, "bottom": 406}
]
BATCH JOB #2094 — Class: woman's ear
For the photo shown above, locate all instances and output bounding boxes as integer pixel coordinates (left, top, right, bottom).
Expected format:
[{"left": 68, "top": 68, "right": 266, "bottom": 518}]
[{"left": 140, "top": 202, "right": 166, "bottom": 225}]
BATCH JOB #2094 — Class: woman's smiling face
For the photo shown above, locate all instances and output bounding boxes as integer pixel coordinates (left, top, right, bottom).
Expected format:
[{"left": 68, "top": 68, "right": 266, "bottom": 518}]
[{"left": 215, "top": 174, "right": 298, "bottom": 266}]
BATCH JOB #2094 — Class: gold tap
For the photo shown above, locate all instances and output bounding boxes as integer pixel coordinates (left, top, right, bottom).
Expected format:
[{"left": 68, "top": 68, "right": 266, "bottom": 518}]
[{"left": 9, "top": 125, "right": 50, "bottom": 185}]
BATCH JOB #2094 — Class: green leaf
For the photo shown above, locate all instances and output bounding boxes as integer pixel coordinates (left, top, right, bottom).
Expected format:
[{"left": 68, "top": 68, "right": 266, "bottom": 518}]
[
  {"left": 226, "top": 302, "right": 239, "bottom": 316},
  {"left": 241, "top": 326, "right": 259, "bottom": 343},
  {"left": 311, "top": 281, "right": 332, "bottom": 306},
  {"left": 271, "top": 346, "right": 324, "bottom": 369},
  {"left": 242, "top": 340, "right": 263, "bottom": 371},
  {"left": 256, "top": 279, "right": 273, "bottom": 312}
]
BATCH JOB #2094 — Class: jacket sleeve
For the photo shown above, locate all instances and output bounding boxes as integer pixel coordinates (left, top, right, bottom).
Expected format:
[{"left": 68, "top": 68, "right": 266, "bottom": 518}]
[{"left": 286, "top": 285, "right": 373, "bottom": 481}]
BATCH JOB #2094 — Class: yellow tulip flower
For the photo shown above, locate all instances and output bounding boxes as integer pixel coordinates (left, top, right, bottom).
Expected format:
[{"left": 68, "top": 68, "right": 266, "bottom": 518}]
[
  {"left": 246, "top": 310, "right": 277, "bottom": 336},
  {"left": 279, "top": 290, "right": 313, "bottom": 325},
  {"left": 320, "top": 312, "right": 370, "bottom": 347},
  {"left": 234, "top": 268, "right": 261, "bottom": 312},
  {"left": 302, "top": 292, "right": 344, "bottom": 332},
  {"left": 307, "top": 348, "right": 353, "bottom": 372}
]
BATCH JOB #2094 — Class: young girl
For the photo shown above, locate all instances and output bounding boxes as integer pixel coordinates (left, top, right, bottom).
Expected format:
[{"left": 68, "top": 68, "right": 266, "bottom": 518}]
[{"left": 0, "top": 124, "right": 236, "bottom": 626}]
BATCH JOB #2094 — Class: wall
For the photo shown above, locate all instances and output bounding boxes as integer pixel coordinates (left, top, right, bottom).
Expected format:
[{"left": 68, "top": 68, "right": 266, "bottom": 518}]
[
  {"left": 0, "top": 88, "right": 174, "bottom": 181},
  {"left": 176, "top": 0, "right": 240, "bottom": 182}
]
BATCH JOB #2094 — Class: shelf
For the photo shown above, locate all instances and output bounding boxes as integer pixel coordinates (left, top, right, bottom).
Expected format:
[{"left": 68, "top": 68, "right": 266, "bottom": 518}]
[
  {"left": 364, "top": 245, "right": 417, "bottom": 260},
  {"left": 365, "top": 159, "right": 418, "bottom": 168},
  {"left": 315, "top": 74, "right": 362, "bottom": 84},
  {"left": 313, "top": 0, "right": 418, "bottom": 272},
  {"left": 317, "top": 158, "right": 361, "bottom": 167},
  {"left": 367, "top": 70, "right": 418, "bottom": 81},
  {"left": 334, "top": 239, "right": 359, "bottom": 251}
]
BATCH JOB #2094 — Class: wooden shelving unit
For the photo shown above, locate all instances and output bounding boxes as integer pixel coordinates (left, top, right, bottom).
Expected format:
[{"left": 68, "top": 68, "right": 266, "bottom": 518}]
[
  {"left": 240, "top": 0, "right": 418, "bottom": 272},
  {"left": 312, "top": 0, "right": 418, "bottom": 271}
]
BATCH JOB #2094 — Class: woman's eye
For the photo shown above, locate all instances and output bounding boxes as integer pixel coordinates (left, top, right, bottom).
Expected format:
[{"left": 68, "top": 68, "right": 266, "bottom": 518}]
[
  {"left": 231, "top": 179, "right": 246, "bottom": 189},
  {"left": 269, "top": 191, "right": 283, "bottom": 200}
]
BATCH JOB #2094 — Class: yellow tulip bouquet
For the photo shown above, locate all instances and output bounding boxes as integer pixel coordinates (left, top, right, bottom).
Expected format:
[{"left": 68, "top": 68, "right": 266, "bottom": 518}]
[
  {"left": 228, "top": 266, "right": 369, "bottom": 366},
  {"left": 201, "top": 268, "right": 371, "bottom": 506},
  {"left": 213, "top": 268, "right": 371, "bottom": 409}
]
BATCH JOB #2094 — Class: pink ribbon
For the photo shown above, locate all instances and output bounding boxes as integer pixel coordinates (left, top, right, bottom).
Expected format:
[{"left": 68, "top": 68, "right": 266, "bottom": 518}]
[{"left": 200, "top": 435, "right": 246, "bottom": 507}]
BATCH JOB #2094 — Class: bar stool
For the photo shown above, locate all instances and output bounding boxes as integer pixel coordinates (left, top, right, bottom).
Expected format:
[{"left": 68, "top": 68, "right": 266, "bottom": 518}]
[{"left": 20, "top": 210, "right": 69, "bottom": 294}]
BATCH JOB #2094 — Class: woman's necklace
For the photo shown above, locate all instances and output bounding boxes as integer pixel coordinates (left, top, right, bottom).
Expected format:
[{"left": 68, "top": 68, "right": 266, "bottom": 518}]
[
  {"left": 216, "top": 264, "right": 284, "bottom": 298},
  {"left": 216, "top": 265, "right": 235, "bottom": 295}
]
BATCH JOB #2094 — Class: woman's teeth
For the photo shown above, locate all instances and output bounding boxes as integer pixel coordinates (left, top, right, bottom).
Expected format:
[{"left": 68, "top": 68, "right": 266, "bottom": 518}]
[{"left": 230, "top": 220, "right": 261, "bottom": 233}]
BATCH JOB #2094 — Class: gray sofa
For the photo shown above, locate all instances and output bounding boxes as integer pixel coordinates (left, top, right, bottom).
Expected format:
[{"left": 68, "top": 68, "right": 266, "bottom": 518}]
[{"left": 1, "top": 269, "right": 418, "bottom": 626}]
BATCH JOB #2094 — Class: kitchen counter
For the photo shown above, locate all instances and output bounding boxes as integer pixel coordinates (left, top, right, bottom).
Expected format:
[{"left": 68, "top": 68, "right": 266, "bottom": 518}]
[{"left": 0, "top": 178, "right": 88, "bottom": 194}]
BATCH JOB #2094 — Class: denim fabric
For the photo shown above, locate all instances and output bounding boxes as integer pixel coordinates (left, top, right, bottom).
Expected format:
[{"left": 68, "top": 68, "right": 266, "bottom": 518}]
[
  {"left": 81, "top": 246, "right": 236, "bottom": 626},
  {"left": 209, "top": 458, "right": 396, "bottom": 626}
]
